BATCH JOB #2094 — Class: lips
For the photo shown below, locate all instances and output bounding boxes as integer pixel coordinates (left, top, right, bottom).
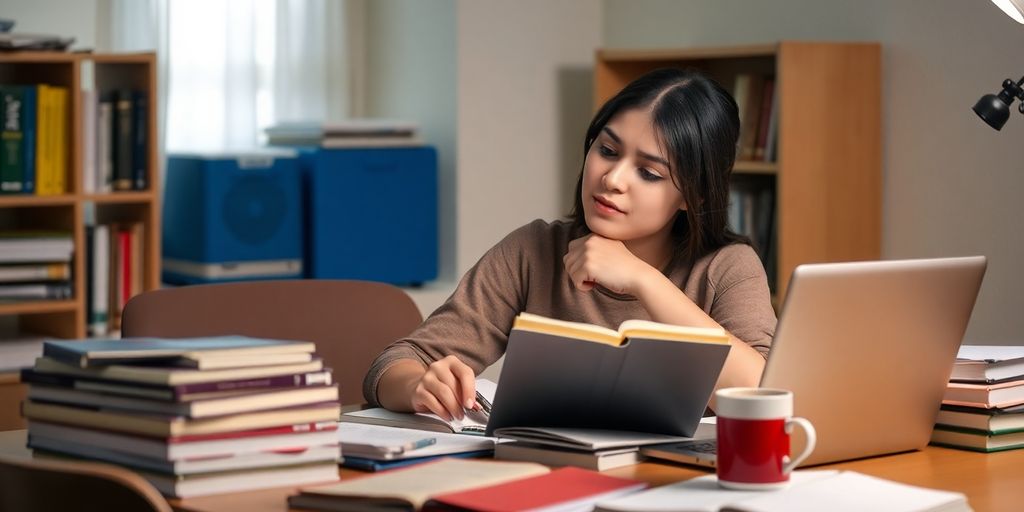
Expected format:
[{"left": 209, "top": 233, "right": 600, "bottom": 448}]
[{"left": 593, "top": 196, "right": 625, "bottom": 214}]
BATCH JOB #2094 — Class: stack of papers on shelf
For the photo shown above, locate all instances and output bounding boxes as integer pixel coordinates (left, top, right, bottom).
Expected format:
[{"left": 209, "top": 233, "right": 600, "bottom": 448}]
[
  {"left": 933, "top": 344, "right": 1024, "bottom": 452},
  {"left": 264, "top": 119, "right": 423, "bottom": 148},
  {"left": 594, "top": 471, "right": 970, "bottom": 512},
  {"left": 22, "top": 336, "right": 341, "bottom": 498}
]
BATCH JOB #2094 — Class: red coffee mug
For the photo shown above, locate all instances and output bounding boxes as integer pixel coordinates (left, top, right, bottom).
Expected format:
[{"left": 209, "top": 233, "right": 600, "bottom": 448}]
[{"left": 715, "top": 387, "right": 816, "bottom": 490}]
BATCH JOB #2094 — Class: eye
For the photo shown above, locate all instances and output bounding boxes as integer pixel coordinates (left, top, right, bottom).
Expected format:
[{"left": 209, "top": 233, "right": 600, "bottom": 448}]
[
  {"left": 598, "top": 145, "right": 617, "bottom": 158},
  {"left": 639, "top": 168, "right": 664, "bottom": 182}
]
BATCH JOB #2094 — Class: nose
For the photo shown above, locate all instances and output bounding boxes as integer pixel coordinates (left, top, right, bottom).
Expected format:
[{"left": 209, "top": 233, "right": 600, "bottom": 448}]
[{"left": 602, "top": 162, "right": 628, "bottom": 192}]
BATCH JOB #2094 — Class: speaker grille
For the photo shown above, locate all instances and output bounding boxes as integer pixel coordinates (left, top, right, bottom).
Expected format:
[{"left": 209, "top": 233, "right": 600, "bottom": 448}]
[{"left": 221, "top": 174, "right": 287, "bottom": 245}]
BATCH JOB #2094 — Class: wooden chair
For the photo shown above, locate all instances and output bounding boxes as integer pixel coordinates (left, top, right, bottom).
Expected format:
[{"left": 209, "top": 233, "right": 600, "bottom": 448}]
[
  {"left": 121, "top": 280, "right": 423, "bottom": 407},
  {"left": 0, "top": 454, "right": 172, "bottom": 511}
]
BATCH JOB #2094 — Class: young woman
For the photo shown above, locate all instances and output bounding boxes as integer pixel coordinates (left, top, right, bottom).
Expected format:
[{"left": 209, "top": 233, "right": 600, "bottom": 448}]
[{"left": 363, "top": 68, "right": 776, "bottom": 421}]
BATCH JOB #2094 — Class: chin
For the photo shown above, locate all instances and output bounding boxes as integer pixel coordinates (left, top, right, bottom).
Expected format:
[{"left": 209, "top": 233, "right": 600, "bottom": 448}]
[{"left": 583, "top": 216, "right": 628, "bottom": 241}]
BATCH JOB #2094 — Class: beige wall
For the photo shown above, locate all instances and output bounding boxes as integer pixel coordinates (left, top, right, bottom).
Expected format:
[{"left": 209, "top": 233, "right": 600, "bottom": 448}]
[
  {"left": 456, "top": 0, "right": 603, "bottom": 276},
  {"left": 603, "top": 0, "right": 1024, "bottom": 344}
]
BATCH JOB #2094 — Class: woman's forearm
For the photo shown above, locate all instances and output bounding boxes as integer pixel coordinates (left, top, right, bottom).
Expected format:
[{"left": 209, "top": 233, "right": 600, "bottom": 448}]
[
  {"left": 633, "top": 266, "right": 766, "bottom": 408},
  {"left": 376, "top": 359, "right": 427, "bottom": 411}
]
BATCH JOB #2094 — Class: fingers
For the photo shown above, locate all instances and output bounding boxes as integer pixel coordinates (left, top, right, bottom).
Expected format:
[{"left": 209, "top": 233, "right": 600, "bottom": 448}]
[{"left": 414, "top": 356, "right": 476, "bottom": 421}]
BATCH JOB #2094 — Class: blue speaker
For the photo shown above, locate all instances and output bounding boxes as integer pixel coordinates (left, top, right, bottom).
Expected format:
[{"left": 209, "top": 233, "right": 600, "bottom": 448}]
[
  {"left": 162, "top": 151, "right": 303, "bottom": 284},
  {"left": 300, "top": 147, "right": 438, "bottom": 285}
]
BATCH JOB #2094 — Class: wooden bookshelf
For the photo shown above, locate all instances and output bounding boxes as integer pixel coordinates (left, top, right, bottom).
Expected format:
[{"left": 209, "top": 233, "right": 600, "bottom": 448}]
[
  {"left": 595, "top": 41, "right": 881, "bottom": 300},
  {"left": 0, "top": 52, "right": 161, "bottom": 429}
]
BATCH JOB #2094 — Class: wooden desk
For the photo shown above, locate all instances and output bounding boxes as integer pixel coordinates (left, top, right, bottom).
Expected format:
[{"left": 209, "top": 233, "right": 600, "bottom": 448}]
[{"left": 2, "top": 429, "right": 1023, "bottom": 512}]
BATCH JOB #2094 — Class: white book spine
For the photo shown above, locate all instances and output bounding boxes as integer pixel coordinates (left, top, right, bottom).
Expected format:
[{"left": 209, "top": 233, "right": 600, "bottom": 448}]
[
  {"left": 81, "top": 90, "right": 97, "bottom": 194},
  {"left": 97, "top": 100, "right": 113, "bottom": 193},
  {"left": 90, "top": 225, "right": 110, "bottom": 336}
]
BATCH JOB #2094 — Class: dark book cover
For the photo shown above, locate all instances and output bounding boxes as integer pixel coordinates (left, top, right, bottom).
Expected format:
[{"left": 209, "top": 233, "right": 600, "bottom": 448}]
[
  {"left": 130, "top": 90, "right": 147, "bottom": 190},
  {"left": 112, "top": 89, "right": 133, "bottom": 191},
  {"left": 0, "top": 85, "right": 24, "bottom": 193},
  {"left": 20, "top": 85, "right": 36, "bottom": 193}
]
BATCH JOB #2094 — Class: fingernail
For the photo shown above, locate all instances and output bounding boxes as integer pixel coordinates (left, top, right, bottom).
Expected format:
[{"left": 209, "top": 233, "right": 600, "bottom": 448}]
[{"left": 465, "top": 399, "right": 474, "bottom": 409}]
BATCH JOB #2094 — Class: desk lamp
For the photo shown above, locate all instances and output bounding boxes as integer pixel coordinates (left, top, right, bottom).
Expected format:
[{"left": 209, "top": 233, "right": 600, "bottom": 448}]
[{"left": 974, "top": 0, "right": 1024, "bottom": 130}]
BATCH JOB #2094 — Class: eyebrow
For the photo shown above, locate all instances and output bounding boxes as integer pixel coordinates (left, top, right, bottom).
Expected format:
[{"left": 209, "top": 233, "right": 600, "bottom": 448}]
[{"left": 602, "top": 127, "right": 670, "bottom": 167}]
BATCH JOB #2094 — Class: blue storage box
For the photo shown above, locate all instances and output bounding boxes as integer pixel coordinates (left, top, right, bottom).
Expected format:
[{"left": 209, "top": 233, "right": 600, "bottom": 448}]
[
  {"left": 300, "top": 147, "right": 438, "bottom": 285},
  {"left": 162, "top": 150, "right": 304, "bottom": 284}
]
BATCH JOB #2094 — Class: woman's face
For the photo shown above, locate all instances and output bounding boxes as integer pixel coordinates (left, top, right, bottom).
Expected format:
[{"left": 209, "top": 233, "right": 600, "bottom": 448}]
[{"left": 581, "top": 108, "right": 687, "bottom": 244}]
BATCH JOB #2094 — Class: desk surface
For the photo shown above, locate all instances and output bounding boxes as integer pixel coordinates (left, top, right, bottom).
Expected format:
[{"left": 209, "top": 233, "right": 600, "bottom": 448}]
[{"left": 2, "top": 429, "right": 1023, "bottom": 512}]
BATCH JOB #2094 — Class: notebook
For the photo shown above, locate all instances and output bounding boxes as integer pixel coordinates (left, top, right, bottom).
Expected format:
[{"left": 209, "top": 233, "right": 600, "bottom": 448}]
[{"left": 340, "top": 379, "right": 497, "bottom": 435}]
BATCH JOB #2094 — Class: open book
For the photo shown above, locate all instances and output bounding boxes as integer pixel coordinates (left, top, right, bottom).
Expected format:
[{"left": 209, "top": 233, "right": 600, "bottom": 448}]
[
  {"left": 341, "top": 379, "right": 497, "bottom": 435},
  {"left": 595, "top": 471, "right": 970, "bottom": 512},
  {"left": 486, "top": 313, "right": 731, "bottom": 437}
]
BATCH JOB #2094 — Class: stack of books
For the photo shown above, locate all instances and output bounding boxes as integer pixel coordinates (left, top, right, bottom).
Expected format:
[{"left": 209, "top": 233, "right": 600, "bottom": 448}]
[
  {"left": 0, "top": 231, "right": 73, "bottom": 301},
  {"left": 20, "top": 336, "right": 342, "bottom": 498},
  {"left": 264, "top": 119, "right": 423, "bottom": 148},
  {"left": 931, "top": 345, "right": 1024, "bottom": 452}
]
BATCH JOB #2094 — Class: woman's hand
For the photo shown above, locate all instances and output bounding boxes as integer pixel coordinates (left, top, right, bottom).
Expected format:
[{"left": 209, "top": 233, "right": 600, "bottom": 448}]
[
  {"left": 410, "top": 355, "right": 477, "bottom": 421},
  {"left": 563, "top": 234, "right": 653, "bottom": 295}
]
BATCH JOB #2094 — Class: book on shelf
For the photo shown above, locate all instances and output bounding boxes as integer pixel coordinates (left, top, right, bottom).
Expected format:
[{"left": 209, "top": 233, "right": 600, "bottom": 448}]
[
  {"left": 43, "top": 335, "right": 315, "bottom": 368},
  {"left": 753, "top": 77, "right": 775, "bottom": 161},
  {"left": 0, "top": 84, "right": 29, "bottom": 193},
  {"left": 26, "top": 420, "right": 339, "bottom": 461},
  {"left": 27, "top": 383, "right": 338, "bottom": 418},
  {"left": 485, "top": 313, "right": 731, "bottom": 437},
  {"left": 951, "top": 345, "right": 1024, "bottom": 383},
  {"left": 930, "top": 426, "right": 1024, "bottom": 453},
  {"left": 31, "top": 356, "right": 325, "bottom": 386},
  {"left": 0, "top": 282, "right": 72, "bottom": 300},
  {"left": 338, "top": 423, "right": 496, "bottom": 461},
  {"left": 0, "top": 231, "right": 73, "bottom": 263},
  {"left": 0, "top": 262, "right": 70, "bottom": 283},
  {"left": 21, "top": 400, "right": 341, "bottom": 438},
  {"left": 943, "top": 378, "right": 1024, "bottom": 409},
  {"left": 35, "top": 84, "right": 68, "bottom": 195},
  {"left": 81, "top": 89, "right": 97, "bottom": 194},
  {"left": 735, "top": 73, "right": 765, "bottom": 162},
  {"left": 935, "top": 403, "right": 1024, "bottom": 434},
  {"left": 422, "top": 467, "right": 646, "bottom": 512},
  {"left": 494, "top": 442, "right": 640, "bottom": 472},
  {"left": 341, "top": 378, "right": 496, "bottom": 435},
  {"left": 594, "top": 470, "right": 970, "bottom": 512},
  {"left": 287, "top": 458, "right": 550, "bottom": 512}
]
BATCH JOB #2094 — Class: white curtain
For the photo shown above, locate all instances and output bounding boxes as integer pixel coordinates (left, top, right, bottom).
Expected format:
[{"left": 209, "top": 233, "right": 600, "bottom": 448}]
[{"left": 109, "top": 0, "right": 365, "bottom": 152}]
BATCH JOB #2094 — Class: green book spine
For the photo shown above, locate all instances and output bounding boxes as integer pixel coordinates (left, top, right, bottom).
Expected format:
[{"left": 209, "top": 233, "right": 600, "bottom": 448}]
[{"left": 0, "top": 86, "right": 25, "bottom": 193}]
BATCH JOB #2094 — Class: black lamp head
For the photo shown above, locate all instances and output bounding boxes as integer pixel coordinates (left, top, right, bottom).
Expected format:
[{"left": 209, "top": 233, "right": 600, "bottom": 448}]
[{"left": 974, "top": 78, "right": 1024, "bottom": 131}]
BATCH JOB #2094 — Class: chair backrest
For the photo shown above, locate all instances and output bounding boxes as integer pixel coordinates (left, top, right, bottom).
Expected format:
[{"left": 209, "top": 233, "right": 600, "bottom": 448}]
[
  {"left": 0, "top": 454, "right": 172, "bottom": 511},
  {"left": 121, "top": 280, "right": 423, "bottom": 406}
]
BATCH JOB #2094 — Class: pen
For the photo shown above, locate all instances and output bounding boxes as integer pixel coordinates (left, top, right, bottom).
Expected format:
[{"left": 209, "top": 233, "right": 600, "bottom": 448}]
[
  {"left": 474, "top": 391, "right": 492, "bottom": 415},
  {"left": 397, "top": 437, "right": 437, "bottom": 454}
]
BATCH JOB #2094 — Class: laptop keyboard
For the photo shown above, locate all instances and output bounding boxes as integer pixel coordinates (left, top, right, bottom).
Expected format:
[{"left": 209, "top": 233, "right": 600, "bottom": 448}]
[{"left": 676, "top": 440, "right": 718, "bottom": 454}]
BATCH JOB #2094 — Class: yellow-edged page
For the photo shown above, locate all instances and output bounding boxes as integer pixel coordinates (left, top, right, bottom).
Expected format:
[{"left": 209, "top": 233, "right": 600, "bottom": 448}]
[
  {"left": 512, "top": 313, "right": 624, "bottom": 346},
  {"left": 617, "top": 319, "right": 729, "bottom": 344}
]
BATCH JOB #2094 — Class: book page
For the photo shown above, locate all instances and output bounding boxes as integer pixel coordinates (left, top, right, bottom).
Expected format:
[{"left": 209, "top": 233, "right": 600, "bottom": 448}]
[
  {"left": 595, "top": 471, "right": 839, "bottom": 512},
  {"left": 298, "top": 458, "right": 549, "bottom": 508},
  {"left": 617, "top": 320, "right": 728, "bottom": 344},
  {"left": 338, "top": 423, "right": 496, "bottom": 460},
  {"left": 514, "top": 313, "right": 624, "bottom": 346}
]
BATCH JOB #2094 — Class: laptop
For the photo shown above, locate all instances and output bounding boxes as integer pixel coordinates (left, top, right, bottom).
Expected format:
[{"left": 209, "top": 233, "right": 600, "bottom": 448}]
[{"left": 642, "top": 256, "right": 987, "bottom": 468}]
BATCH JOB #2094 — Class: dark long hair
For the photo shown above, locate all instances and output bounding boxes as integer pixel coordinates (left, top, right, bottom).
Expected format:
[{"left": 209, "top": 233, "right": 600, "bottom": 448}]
[{"left": 568, "top": 68, "right": 748, "bottom": 267}]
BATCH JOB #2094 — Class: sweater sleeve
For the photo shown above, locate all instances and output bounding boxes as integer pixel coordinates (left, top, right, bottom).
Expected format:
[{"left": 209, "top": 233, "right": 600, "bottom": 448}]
[
  {"left": 362, "top": 224, "right": 532, "bottom": 406},
  {"left": 707, "top": 244, "right": 777, "bottom": 358}
]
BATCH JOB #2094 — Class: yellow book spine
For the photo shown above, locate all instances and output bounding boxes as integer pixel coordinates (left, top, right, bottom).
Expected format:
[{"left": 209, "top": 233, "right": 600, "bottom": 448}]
[
  {"left": 34, "top": 85, "right": 50, "bottom": 195},
  {"left": 52, "top": 86, "right": 67, "bottom": 194}
]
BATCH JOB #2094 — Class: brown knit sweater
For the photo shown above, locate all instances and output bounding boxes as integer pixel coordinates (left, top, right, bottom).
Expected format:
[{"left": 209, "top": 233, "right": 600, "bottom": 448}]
[{"left": 363, "top": 219, "right": 777, "bottom": 406}]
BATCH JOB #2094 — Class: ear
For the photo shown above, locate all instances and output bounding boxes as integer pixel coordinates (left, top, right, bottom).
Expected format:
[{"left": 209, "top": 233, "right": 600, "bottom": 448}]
[{"left": 677, "top": 197, "right": 688, "bottom": 212}]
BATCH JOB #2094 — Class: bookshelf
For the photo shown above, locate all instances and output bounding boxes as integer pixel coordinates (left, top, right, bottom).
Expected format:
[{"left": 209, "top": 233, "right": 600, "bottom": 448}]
[
  {"left": 595, "top": 41, "right": 881, "bottom": 301},
  {"left": 0, "top": 52, "right": 160, "bottom": 429}
]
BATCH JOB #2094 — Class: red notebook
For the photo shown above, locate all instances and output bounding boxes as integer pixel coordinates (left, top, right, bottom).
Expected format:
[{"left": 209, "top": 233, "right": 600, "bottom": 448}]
[{"left": 422, "top": 466, "right": 646, "bottom": 512}]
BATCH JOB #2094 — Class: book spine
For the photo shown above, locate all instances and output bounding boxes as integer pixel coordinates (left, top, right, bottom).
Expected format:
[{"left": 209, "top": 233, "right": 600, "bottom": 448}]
[
  {"left": 113, "top": 90, "right": 133, "bottom": 191},
  {"left": 35, "top": 85, "right": 52, "bottom": 195},
  {"left": 97, "top": 96, "right": 113, "bottom": 193},
  {"left": 21, "top": 86, "right": 36, "bottom": 194},
  {"left": 82, "top": 89, "right": 97, "bottom": 194},
  {"left": 0, "top": 86, "right": 24, "bottom": 193},
  {"left": 53, "top": 86, "right": 67, "bottom": 194},
  {"left": 173, "top": 371, "right": 334, "bottom": 398},
  {"left": 130, "top": 90, "right": 147, "bottom": 190},
  {"left": 90, "top": 224, "right": 110, "bottom": 336},
  {"left": 120, "top": 228, "right": 131, "bottom": 312}
]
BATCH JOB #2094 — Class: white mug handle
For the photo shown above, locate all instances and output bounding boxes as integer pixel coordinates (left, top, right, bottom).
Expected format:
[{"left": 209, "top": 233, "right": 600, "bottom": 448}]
[{"left": 782, "top": 417, "right": 816, "bottom": 474}]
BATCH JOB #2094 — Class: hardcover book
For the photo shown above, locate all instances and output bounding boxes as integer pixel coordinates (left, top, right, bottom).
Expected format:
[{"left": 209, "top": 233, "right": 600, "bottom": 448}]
[
  {"left": 43, "top": 335, "right": 315, "bottom": 367},
  {"left": 485, "top": 313, "right": 731, "bottom": 437}
]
